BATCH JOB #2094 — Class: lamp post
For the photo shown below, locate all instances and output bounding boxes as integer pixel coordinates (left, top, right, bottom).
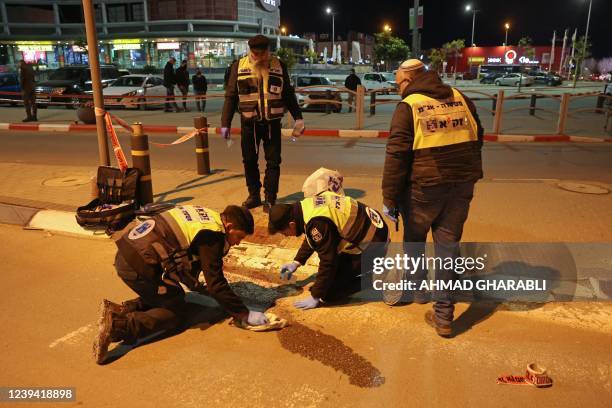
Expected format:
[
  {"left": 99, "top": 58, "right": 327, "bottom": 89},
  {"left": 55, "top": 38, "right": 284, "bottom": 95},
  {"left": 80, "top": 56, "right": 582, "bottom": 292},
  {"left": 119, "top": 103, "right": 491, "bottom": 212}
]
[
  {"left": 384, "top": 24, "right": 391, "bottom": 33},
  {"left": 465, "top": 4, "right": 478, "bottom": 46},
  {"left": 326, "top": 7, "right": 336, "bottom": 63},
  {"left": 504, "top": 22, "right": 510, "bottom": 54},
  {"left": 579, "top": 0, "right": 593, "bottom": 79},
  {"left": 281, "top": 26, "right": 287, "bottom": 35}
]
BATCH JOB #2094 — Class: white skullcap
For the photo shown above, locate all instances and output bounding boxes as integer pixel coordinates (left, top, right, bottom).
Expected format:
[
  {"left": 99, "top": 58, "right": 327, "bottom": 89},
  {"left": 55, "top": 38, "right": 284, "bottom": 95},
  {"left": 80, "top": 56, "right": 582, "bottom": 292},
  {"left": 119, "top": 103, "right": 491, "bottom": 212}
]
[
  {"left": 398, "top": 59, "right": 425, "bottom": 72},
  {"left": 302, "top": 168, "right": 344, "bottom": 198}
]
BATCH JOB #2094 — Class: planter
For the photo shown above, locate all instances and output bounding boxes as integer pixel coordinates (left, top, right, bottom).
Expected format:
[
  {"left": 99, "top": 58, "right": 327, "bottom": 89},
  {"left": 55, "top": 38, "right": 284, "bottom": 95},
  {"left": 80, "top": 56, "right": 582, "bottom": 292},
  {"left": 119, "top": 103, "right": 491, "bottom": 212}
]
[{"left": 76, "top": 106, "right": 96, "bottom": 124}]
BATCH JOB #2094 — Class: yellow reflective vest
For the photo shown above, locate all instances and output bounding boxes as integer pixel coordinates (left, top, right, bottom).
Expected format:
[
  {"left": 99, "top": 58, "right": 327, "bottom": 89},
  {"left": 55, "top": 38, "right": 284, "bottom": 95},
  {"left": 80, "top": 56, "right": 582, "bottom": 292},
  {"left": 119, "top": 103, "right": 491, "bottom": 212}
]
[
  {"left": 163, "top": 205, "right": 225, "bottom": 249},
  {"left": 300, "top": 192, "right": 383, "bottom": 254},
  {"left": 237, "top": 55, "right": 285, "bottom": 121},
  {"left": 402, "top": 88, "right": 478, "bottom": 151}
]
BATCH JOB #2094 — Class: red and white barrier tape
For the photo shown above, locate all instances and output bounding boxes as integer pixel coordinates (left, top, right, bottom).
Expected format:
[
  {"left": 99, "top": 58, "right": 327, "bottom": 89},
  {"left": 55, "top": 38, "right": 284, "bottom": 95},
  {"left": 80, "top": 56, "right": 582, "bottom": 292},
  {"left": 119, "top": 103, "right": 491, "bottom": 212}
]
[
  {"left": 497, "top": 363, "right": 553, "bottom": 388},
  {"left": 95, "top": 107, "right": 128, "bottom": 171}
]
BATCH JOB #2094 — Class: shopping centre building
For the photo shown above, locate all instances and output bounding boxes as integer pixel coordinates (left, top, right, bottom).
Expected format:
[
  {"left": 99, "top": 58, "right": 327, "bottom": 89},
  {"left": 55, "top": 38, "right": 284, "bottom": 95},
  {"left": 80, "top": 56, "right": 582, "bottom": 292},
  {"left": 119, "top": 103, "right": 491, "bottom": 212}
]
[{"left": 0, "top": 0, "right": 307, "bottom": 70}]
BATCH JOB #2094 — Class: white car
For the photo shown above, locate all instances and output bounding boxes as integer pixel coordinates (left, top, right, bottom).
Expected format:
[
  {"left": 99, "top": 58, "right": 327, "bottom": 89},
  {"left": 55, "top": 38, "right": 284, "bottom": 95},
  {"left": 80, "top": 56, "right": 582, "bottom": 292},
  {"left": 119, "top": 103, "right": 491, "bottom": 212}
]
[
  {"left": 292, "top": 75, "right": 342, "bottom": 113},
  {"left": 102, "top": 74, "right": 165, "bottom": 109},
  {"left": 361, "top": 72, "right": 397, "bottom": 93}
]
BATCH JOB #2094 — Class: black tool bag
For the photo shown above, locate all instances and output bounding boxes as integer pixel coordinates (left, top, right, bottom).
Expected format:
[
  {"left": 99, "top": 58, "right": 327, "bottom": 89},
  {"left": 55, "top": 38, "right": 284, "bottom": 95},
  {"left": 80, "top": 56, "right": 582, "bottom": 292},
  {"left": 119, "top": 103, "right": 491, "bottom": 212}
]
[{"left": 75, "top": 166, "right": 140, "bottom": 234}]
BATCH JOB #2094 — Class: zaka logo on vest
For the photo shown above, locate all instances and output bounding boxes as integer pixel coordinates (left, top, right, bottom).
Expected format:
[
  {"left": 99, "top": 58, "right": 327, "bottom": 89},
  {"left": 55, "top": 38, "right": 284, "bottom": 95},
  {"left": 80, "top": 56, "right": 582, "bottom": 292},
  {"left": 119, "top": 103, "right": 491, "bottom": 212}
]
[
  {"left": 366, "top": 207, "right": 384, "bottom": 228},
  {"left": 194, "top": 206, "right": 211, "bottom": 223},
  {"left": 128, "top": 220, "right": 156, "bottom": 240}
]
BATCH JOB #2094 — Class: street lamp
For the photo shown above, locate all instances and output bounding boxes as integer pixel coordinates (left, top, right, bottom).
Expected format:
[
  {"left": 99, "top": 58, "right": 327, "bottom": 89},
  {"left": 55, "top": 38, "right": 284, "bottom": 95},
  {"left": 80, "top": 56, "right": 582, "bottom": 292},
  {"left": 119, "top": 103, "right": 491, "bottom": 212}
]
[
  {"left": 326, "top": 6, "right": 336, "bottom": 63},
  {"left": 281, "top": 26, "right": 287, "bottom": 35},
  {"left": 384, "top": 24, "right": 391, "bottom": 33},
  {"left": 465, "top": 4, "right": 478, "bottom": 46},
  {"left": 504, "top": 22, "right": 510, "bottom": 47},
  {"left": 580, "top": 0, "right": 593, "bottom": 77}
]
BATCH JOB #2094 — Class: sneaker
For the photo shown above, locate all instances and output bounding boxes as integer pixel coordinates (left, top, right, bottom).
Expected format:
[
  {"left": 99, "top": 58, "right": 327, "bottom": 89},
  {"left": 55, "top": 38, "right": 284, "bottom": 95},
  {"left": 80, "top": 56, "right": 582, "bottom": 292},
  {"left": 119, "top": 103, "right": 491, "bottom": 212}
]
[
  {"left": 22, "top": 117, "right": 33, "bottom": 122},
  {"left": 424, "top": 310, "right": 452, "bottom": 338},
  {"left": 100, "top": 298, "right": 142, "bottom": 315},
  {"left": 262, "top": 196, "right": 276, "bottom": 213},
  {"left": 242, "top": 194, "right": 262, "bottom": 209},
  {"left": 412, "top": 290, "right": 431, "bottom": 304}
]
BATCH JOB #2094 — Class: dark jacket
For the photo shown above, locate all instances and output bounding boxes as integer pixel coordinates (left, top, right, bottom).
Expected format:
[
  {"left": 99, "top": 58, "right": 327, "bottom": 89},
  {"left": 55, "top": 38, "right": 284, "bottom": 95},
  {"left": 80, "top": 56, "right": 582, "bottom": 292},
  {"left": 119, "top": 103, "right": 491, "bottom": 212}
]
[
  {"left": 175, "top": 65, "right": 189, "bottom": 88},
  {"left": 221, "top": 57, "right": 302, "bottom": 127},
  {"left": 163, "top": 62, "right": 176, "bottom": 88},
  {"left": 192, "top": 74, "right": 208, "bottom": 93},
  {"left": 344, "top": 73, "right": 361, "bottom": 91},
  {"left": 382, "top": 71, "right": 484, "bottom": 207},
  {"left": 19, "top": 63, "right": 36, "bottom": 93}
]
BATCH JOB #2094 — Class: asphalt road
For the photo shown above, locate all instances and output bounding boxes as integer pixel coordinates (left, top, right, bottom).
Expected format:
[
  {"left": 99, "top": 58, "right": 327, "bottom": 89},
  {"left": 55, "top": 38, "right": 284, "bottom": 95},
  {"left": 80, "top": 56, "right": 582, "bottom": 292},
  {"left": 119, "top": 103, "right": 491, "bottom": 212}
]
[
  {"left": 1, "top": 131, "right": 612, "bottom": 183},
  {"left": 0, "top": 224, "right": 610, "bottom": 407}
]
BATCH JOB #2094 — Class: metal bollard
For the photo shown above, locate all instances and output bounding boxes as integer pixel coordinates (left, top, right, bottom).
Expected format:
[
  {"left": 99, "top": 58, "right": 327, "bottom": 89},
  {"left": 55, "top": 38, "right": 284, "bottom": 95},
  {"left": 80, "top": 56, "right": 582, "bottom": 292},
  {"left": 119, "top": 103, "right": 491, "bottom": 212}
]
[
  {"left": 370, "top": 90, "right": 376, "bottom": 116},
  {"left": 491, "top": 94, "right": 497, "bottom": 116},
  {"left": 492, "top": 90, "right": 504, "bottom": 134},
  {"left": 529, "top": 94, "right": 537, "bottom": 116},
  {"left": 355, "top": 85, "right": 365, "bottom": 129},
  {"left": 131, "top": 122, "right": 153, "bottom": 205},
  {"left": 556, "top": 93, "right": 570, "bottom": 135},
  {"left": 193, "top": 116, "right": 211, "bottom": 175},
  {"left": 596, "top": 93, "right": 605, "bottom": 113}
]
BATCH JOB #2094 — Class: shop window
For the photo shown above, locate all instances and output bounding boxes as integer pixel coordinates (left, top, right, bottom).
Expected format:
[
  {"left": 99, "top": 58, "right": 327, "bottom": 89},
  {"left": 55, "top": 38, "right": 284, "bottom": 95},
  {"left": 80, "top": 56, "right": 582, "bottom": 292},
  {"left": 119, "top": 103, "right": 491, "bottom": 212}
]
[
  {"left": 107, "top": 4, "right": 127, "bottom": 23},
  {"left": 131, "top": 3, "right": 145, "bottom": 21},
  {"left": 58, "top": 5, "right": 84, "bottom": 24},
  {"left": 6, "top": 4, "right": 54, "bottom": 23}
]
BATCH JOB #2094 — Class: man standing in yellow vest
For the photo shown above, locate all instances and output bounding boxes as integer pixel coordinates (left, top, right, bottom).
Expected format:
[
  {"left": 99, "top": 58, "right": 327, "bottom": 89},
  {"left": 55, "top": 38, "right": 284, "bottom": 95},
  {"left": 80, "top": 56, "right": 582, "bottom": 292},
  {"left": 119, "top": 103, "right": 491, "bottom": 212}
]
[
  {"left": 221, "top": 35, "right": 305, "bottom": 211},
  {"left": 381, "top": 59, "right": 484, "bottom": 338},
  {"left": 267, "top": 192, "right": 389, "bottom": 310},
  {"left": 93, "top": 205, "right": 266, "bottom": 364}
]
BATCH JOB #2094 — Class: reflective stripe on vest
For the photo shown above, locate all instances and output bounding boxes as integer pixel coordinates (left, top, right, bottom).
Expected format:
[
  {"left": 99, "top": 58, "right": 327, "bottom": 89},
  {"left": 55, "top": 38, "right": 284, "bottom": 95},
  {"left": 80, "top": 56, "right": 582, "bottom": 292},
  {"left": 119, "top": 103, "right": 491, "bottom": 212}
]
[
  {"left": 237, "top": 56, "right": 285, "bottom": 121},
  {"left": 300, "top": 191, "right": 361, "bottom": 253},
  {"left": 163, "top": 205, "right": 225, "bottom": 249},
  {"left": 402, "top": 88, "right": 478, "bottom": 151}
]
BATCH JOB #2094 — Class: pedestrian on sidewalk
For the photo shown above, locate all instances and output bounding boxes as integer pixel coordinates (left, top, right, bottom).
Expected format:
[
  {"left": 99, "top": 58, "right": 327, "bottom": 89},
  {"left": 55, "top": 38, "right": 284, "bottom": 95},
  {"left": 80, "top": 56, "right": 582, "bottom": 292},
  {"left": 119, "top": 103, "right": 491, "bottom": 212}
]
[
  {"left": 176, "top": 59, "right": 190, "bottom": 112},
  {"left": 381, "top": 59, "right": 484, "bottom": 338},
  {"left": 344, "top": 69, "right": 361, "bottom": 113},
  {"left": 163, "top": 57, "right": 180, "bottom": 112},
  {"left": 221, "top": 34, "right": 305, "bottom": 212},
  {"left": 18, "top": 60, "right": 37, "bottom": 122},
  {"left": 268, "top": 191, "right": 389, "bottom": 310},
  {"left": 93, "top": 204, "right": 267, "bottom": 364},
  {"left": 192, "top": 68, "right": 208, "bottom": 112}
]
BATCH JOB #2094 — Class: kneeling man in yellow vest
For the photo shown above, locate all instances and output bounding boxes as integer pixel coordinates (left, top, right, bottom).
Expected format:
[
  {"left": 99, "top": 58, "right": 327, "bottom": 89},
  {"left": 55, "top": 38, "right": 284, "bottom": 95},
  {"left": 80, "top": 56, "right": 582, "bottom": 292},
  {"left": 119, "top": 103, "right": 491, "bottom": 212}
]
[
  {"left": 94, "top": 204, "right": 264, "bottom": 364},
  {"left": 268, "top": 192, "right": 389, "bottom": 310}
]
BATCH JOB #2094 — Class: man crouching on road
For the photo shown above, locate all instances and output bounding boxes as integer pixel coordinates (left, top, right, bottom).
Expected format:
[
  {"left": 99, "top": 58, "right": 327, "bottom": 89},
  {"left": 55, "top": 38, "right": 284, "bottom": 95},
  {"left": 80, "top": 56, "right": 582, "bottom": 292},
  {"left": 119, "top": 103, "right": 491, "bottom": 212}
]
[
  {"left": 267, "top": 192, "right": 389, "bottom": 310},
  {"left": 94, "top": 204, "right": 267, "bottom": 364}
]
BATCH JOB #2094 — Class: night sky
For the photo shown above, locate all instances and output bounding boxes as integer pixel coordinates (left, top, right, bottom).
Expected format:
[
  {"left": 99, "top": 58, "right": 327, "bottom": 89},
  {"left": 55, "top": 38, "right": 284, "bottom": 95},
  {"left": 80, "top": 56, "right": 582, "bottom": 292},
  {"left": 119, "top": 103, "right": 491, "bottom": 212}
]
[{"left": 280, "top": 0, "right": 612, "bottom": 58}]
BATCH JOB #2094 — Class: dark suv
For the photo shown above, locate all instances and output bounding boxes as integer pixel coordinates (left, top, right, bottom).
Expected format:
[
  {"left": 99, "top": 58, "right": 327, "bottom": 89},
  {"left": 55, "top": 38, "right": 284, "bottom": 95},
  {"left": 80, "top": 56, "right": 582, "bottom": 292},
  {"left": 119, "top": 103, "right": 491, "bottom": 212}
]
[
  {"left": 531, "top": 71, "right": 563, "bottom": 86},
  {"left": 35, "top": 65, "right": 120, "bottom": 108}
]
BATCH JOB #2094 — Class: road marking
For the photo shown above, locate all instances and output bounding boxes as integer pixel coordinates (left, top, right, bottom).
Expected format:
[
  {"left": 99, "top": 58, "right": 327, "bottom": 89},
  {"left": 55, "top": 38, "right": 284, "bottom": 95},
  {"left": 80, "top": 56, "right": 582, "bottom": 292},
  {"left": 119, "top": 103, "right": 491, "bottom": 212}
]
[{"left": 49, "top": 324, "right": 93, "bottom": 348}]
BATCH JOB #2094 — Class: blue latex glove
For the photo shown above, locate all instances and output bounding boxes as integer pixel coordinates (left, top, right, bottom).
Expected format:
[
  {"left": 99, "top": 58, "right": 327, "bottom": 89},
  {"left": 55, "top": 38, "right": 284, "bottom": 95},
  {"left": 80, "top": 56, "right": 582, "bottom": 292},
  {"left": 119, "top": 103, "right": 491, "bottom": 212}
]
[
  {"left": 294, "top": 296, "right": 320, "bottom": 310},
  {"left": 280, "top": 261, "right": 300, "bottom": 280},
  {"left": 247, "top": 310, "right": 269, "bottom": 326},
  {"left": 383, "top": 204, "right": 398, "bottom": 223},
  {"left": 221, "top": 127, "right": 233, "bottom": 147}
]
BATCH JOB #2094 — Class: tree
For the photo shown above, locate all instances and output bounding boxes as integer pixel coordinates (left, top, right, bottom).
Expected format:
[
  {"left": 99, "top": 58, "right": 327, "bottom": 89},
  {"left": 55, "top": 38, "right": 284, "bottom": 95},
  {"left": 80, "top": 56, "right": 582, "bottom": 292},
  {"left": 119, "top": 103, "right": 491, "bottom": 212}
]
[
  {"left": 442, "top": 39, "right": 465, "bottom": 74},
  {"left": 428, "top": 48, "right": 447, "bottom": 72},
  {"left": 276, "top": 48, "right": 297, "bottom": 69},
  {"left": 573, "top": 35, "right": 592, "bottom": 63},
  {"left": 518, "top": 36, "right": 536, "bottom": 60},
  {"left": 303, "top": 49, "right": 318, "bottom": 65},
  {"left": 373, "top": 32, "right": 410, "bottom": 71}
]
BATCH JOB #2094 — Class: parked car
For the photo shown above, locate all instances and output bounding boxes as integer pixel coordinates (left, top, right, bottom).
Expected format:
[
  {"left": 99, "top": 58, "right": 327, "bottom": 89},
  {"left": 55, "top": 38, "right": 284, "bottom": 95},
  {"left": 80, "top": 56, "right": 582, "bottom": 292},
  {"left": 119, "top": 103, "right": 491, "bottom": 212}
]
[
  {"left": 456, "top": 72, "right": 477, "bottom": 80},
  {"left": 99, "top": 74, "right": 165, "bottom": 110},
  {"left": 292, "top": 74, "right": 342, "bottom": 113},
  {"left": 35, "top": 64, "right": 120, "bottom": 108},
  {"left": 479, "top": 72, "right": 503, "bottom": 84},
  {"left": 531, "top": 71, "right": 563, "bottom": 86},
  {"left": 494, "top": 73, "right": 534, "bottom": 87},
  {"left": 361, "top": 72, "right": 397, "bottom": 93},
  {"left": 118, "top": 69, "right": 131, "bottom": 77},
  {"left": 0, "top": 72, "right": 21, "bottom": 105}
]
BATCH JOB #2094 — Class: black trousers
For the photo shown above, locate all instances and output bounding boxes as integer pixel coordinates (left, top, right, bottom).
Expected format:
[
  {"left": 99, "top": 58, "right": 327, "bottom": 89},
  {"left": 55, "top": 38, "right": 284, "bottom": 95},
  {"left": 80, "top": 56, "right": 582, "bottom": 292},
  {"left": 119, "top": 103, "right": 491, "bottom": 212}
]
[
  {"left": 114, "top": 252, "right": 189, "bottom": 342},
  {"left": 195, "top": 90, "right": 206, "bottom": 112},
  {"left": 240, "top": 119, "right": 282, "bottom": 198},
  {"left": 164, "top": 86, "right": 178, "bottom": 111},
  {"left": 400, "top": 181, "right": 475, "bottom": 325}
]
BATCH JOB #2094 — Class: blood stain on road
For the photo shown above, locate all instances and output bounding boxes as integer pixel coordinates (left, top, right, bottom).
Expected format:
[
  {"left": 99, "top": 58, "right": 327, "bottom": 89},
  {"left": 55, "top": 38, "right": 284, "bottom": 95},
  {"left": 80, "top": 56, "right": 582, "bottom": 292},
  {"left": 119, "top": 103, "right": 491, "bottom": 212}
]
[{"left": 277, "top": 321, "right": 385, "bottom": 388}]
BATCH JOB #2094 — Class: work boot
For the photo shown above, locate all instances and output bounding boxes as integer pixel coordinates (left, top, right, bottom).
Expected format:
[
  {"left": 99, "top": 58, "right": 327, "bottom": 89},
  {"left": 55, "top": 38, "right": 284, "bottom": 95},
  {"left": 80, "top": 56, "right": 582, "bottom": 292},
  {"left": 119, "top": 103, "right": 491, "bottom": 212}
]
[
  {"left": 412, "top": 290, "right": 431, "bottom": 304},
  {"left": 424, "top": 310, "right": 452, "bottom": 338},
  {"left": 242, "top": 193, "right": 262, "bottom": 209},
  {"left": 262, "top": 195, "right": 276, "bottom": 213},
  {"left": 102, "top": 298, "right": 146, "bottom": 315},
  {"left": 93, "top": 300, "right": 128, "bottom": 364}
]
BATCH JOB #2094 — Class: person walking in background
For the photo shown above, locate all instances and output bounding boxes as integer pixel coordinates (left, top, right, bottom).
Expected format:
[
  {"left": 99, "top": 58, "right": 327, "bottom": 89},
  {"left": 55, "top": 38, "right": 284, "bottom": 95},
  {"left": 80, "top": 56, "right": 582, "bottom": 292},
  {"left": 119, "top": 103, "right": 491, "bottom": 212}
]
[
  {"left": 344, "top": 69, "right": 361, "bottom": 113},
  {"left": 163, "top": 57, "right": 180, "bottom": 112},
  {"left": 176, "top": 60, "right": 190, "bottom": 112},
  {"left": 18, "top": 60, "right": 37, "bottom": 122},
  {"left": 192, "top": 68, "right": 208, "bottom": 112}
]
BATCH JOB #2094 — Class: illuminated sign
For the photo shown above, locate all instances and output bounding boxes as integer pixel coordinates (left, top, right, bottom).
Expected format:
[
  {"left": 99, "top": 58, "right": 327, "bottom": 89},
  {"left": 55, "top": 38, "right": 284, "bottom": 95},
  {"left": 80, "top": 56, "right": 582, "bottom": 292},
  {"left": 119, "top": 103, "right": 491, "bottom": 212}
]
[
  {"left": 72, "top": 45, "right": 86, "bottom": 52},
  {"left": 487, "top": 57, "right": 502, "bottom": 63},
  {"left": 504, "top": 50, "right": 517, "bottom": 64},
  {"left": 18, "top": 44, "right": 53, "bottom": 52},
  {"left": 468, "top": 57, "right": 485, "bottom": 64},
  {"left": 113, "top": 39, "right": 143, "bottom": 44},
  {"left": 114, "top": 43, "right": 141, "bottom": 50},
  {"left": 258, "top": 0, "right": 279, "bottom": 12},
  {"left": 157, "top": 42, "right": 180, "bottom": 50},
  {"left": 518, "top": 56, "right": 539, "bottom": 64}
]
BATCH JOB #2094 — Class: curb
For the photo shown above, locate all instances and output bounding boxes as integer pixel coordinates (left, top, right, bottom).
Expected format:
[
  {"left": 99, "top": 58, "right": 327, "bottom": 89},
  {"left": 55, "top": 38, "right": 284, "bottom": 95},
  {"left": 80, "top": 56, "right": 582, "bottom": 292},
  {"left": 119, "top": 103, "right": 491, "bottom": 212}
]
[{"left": 1, "top": 122, "right": 611, "bottom": 142}]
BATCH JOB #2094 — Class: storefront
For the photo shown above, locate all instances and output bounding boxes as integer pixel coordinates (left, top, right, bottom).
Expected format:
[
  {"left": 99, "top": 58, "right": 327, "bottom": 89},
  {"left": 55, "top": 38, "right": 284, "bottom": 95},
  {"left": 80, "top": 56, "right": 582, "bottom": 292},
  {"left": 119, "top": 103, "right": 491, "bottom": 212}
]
[{"left": 459, "top": 46, "right": 564, "bottom": 74}]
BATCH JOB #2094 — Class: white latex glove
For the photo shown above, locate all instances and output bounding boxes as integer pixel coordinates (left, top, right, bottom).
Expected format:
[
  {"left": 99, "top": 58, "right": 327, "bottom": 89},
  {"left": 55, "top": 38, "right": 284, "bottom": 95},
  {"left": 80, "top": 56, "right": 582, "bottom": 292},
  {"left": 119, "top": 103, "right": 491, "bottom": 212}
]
[
  {"left": 246, "top": 311, "right": 269, "bottom": 326},
  {"left": 280, "top": 261, "right": 301, "bottom": 280},
  {"left": 291, "top": 119, "right": 305, "bottom": 140}
]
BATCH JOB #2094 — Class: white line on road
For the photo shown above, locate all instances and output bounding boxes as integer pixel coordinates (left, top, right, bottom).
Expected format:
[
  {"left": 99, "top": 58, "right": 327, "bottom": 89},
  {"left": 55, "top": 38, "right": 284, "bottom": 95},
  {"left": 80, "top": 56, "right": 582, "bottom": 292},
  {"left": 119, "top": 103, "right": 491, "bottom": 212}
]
[{"left": 49, "top": 324, "right": 94, "bottom": 348}]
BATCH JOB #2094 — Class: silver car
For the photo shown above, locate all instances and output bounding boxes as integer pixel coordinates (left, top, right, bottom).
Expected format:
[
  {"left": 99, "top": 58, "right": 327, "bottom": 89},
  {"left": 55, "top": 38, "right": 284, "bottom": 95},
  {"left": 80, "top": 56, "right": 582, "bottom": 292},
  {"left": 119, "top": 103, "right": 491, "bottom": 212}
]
[{"left": 494, "top": 73, "right": 534, "bottom": 87}]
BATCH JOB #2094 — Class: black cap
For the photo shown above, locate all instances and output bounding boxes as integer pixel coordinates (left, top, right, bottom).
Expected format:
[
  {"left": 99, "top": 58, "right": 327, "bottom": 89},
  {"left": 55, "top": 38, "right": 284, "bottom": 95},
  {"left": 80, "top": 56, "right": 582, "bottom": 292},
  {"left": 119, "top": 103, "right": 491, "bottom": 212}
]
[
  {"left": 268, "top": 204, "right": 293, "bottom": 234},
  {"left": 248, "top": 35, "right": 270, "bottom": 50}
]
